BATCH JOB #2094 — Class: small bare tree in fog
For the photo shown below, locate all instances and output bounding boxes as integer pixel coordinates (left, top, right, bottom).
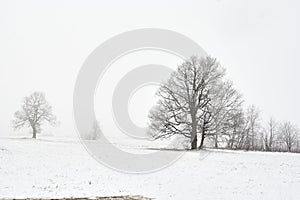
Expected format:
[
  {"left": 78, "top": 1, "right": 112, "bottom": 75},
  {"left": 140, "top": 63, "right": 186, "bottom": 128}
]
[
  {"left": 12, "top": 92, "right": 56, "bottom": 139},
  {"left": 84, "top": 120, "right": 101, "bottom": 140},
  {"left": 149, "top": 56, "right": 225, "bottom": 149},
  {"left": 279, "top": 122, "right": 299, "bottom": 152}
]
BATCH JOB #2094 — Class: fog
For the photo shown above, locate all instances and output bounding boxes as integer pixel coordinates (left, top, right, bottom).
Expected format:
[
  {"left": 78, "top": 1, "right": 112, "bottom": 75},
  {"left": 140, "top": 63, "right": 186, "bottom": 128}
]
[{"left": 1, "top": 0, "right": 300, "bottom": 138}]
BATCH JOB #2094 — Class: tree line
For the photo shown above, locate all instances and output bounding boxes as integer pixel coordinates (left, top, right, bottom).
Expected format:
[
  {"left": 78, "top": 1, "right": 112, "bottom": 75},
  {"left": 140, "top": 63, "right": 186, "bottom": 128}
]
[{"left": 148, "top": 56, "right": 300, "bottom": 152}]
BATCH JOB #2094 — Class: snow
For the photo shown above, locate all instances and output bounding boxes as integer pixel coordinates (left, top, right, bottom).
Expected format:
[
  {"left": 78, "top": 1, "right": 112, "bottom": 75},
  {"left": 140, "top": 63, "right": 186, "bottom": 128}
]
[{"left": 1, "top": 136, "right": 300, "bottom": 199}]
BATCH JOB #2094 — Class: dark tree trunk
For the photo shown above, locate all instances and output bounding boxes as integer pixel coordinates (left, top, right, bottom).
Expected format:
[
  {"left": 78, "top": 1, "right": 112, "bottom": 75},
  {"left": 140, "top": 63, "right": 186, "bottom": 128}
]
[
  {"left": 214, "top": 135, "right": 218, "bottom": 148},
  {"left": 199, "top": 127, "right": 206, "bottom": 149},
  {"left": 230, "top": 138, "right": 234, "bottom": 149},
  {"left": 32, "top": 126, "right": 37, "bottom": 139},
  {"left": 265, "top": 143, "right": 270, "bottom": 151},
  {"left": 191, "top": 135, "right": 197, "bottom": 150},
  {"left": 190, "top": 110, "right": 197, "bottom": 150}
]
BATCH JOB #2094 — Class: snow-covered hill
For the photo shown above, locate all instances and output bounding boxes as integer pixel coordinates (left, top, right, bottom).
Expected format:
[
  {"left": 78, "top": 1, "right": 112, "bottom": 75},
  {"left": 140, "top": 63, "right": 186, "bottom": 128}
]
[{"left": 0, "top": 137, "right": 299, "bottom": 199}]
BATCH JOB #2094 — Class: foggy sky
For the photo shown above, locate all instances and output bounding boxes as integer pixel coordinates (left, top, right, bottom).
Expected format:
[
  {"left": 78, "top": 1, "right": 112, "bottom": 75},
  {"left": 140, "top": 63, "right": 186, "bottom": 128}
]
[{"left": 1, "top": 0, "right": 300, "bottom": 137}]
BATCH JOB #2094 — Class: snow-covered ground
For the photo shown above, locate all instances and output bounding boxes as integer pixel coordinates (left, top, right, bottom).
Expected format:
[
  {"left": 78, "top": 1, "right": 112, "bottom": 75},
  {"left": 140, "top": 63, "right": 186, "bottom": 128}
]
[{"left": 0, "top": 136, "right": 300, "bottom": 200}]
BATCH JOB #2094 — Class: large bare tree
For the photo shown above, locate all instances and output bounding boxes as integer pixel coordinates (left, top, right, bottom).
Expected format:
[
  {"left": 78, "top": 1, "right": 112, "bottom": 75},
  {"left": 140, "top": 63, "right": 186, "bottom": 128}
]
[
  {"left": 12, "top": 92, "right": 56, "bottom": 138},
  {"left": 148, "top": 56, "right": 226, "bottom": 149}
]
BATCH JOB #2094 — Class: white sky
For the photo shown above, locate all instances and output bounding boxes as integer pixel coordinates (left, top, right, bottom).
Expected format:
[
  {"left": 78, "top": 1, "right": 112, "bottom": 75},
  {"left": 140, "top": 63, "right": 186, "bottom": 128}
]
[{"left": 1, "top": 0, "right": 300, "bottom": 137}]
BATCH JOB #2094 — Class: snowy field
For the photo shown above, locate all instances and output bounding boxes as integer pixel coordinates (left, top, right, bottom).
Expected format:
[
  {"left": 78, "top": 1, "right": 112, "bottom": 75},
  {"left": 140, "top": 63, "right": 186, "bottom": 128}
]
[{"left": 0, "top": 137, "right": 300, "bottom": 200}]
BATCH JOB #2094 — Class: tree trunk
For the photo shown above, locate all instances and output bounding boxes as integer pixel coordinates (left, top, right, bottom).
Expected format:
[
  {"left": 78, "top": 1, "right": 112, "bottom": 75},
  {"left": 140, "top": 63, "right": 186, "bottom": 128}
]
[
  {"left": 191, "top": 135, "right": 197, "bottom": 150},
  {"left": 230, "top": 127, "right": 236, "bottom": 149},
  {"left": 191, "top": 120, "right": 197, "bottom": 150},
  {"left": 269, "top": 131, "right": 273, "bottom": 151},
  {"left": 288, "top": 145, "right": 291, "bottom": 152},
  {"left": 199, "top": 126, "right": 206, "bottom": 149},
  {"left": 190, "top": 108, "right": 197, "bottom": 150},
  {"left": 32, "top": 126, "right": 37, "bottom": 139},
  {"left": 230, "top": 138, "right": 234, "bottom": 149},
  {"left": 214, "top": 135, "right": 218, "bottom": 148}
]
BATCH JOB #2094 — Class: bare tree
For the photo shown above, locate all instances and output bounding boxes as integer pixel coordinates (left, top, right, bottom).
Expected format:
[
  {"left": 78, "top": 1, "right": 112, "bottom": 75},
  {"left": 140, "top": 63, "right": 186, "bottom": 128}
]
[
  {"left": 224, "top": 109, "right": 245, "bottom": 149},
  {"left": 202, "top": 81, "right": 243, "bottom": 149},
  {"left": 278, "top": 122, "right": 299, "bottom": 152},
  {"left": 12, "top": 92, "right": 56, "bottom": 139},
  {"left": 83, "top": 120, "right": 101, "bottom": 140},
  {"left": 148, "top": 56, "right": 225, "bottom": 149},
  {"left": 243, "top": 105, "right": 261, "bottom": 150},
  {"left": 263, "top": 118, "right": 277, "bottom": 151}
]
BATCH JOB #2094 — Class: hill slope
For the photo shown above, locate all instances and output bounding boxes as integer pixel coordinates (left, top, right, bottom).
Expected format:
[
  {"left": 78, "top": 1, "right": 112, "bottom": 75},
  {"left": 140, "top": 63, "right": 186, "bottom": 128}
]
[{"left": 0, "top": 137, "right": 300, "bottom": 199}]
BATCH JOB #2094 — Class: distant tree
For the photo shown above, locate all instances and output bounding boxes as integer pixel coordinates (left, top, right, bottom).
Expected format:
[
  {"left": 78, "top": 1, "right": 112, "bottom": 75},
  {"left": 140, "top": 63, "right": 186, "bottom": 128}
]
[
  {"left": 83, "top": 120, "right": 101, "bottom": 140},
  {"left": 148, "top": 56, "right": 225, "bottom": 149},
  {"left": 12, "top": 92, "right": 56, "bottom": 139},
  {"left": 278, "top": 122, "right": 299, "bottom": 152}
]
